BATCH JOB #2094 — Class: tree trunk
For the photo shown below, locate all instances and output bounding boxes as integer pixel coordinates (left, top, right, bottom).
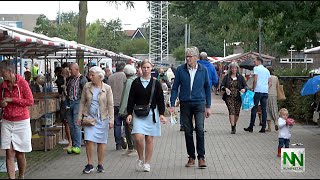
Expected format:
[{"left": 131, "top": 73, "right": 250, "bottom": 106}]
[{"left": 77, "top": 1, "right": 87, "bottom": 74}]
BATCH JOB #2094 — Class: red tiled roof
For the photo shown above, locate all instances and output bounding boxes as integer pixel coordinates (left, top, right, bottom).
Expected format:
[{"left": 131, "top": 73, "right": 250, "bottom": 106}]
[{"left": 123, "top": 30, "right": 136, "bottom": 37}]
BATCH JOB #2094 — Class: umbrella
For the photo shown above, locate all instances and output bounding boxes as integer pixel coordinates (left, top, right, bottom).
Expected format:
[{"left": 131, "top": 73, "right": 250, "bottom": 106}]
[
  {"left": 239, "top": 59, "right": 255, "bottom": 70},
  {"left": 239, "top": 59, "right": 272, "bottom": 70},
  {"left": 300, "top": 75, "right": 320, "bottom": 96}
]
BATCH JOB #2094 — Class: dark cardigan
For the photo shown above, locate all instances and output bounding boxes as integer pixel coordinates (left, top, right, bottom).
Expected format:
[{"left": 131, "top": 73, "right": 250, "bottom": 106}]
[
  {"left": 220, "top": 73, "right": 247, "bottom": 102},
  {"left": 127, "top": 77, "right": 165, "bottom": 119}
]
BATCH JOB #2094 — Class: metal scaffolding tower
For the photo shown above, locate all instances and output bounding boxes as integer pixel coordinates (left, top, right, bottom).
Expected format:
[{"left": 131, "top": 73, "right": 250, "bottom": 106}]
[{"left": 149, "top": 1, "right": 169, "bottom": 63}]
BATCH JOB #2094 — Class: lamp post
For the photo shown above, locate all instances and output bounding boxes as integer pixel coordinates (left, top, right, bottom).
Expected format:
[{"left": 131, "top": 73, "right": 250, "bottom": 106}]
[
  {"left": 58, "top": 1, "right": 61, "bottom": 25},
  {"left": 172, "top": 14, "right": 188, "bottom": 63},
  {"left": 107, "top": 24, "right": 118, "bottom": 39},
  {"left": 224, "top": 39, "right": 226, "bottom": 57},
  {"left": 290, "top": 45, "right": 294, "bottom": 69},
  {"left": 185, "top": 23, "right": 188, "bottom": 63},
  {"left": 258, "top": 18, "right": 263, "bottom": 58},
  {"left": 304, "top": 47, "right": 308, "bottom": 70}
]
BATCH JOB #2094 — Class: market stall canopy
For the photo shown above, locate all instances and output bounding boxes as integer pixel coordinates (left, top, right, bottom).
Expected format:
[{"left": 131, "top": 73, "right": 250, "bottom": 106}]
[
  {"left": 0, "top": 24, "right": 64, "bottom": 58},
  {"left": 0, "top": 24, "right": 140, "bottom": 64},
  {"left": 239, "top": 59, "right": 272, "bottom": 70},
  {"left": 37, "top": 49, "right": 107, "bottom": 60},
  {"left": 51, "top": 37, "right": 107, "bottom": 55},
  {"left": 0, "top": 24, "right": 109, "bottom": 59},
  {"left": 118, "top": 53, "right": 142, "bottom": 62},
  {"left": 304, "top": 46, "right": 320, "bottom": 54},
  {"left": 218, "top": 53, "right": 242, "bottom": 62},
  {"left": 208, "top": 56, "right": 223, "bottom": 63},
  {"left": 102, "top": 49, "right": 119, "bottom": 58},
  {"left": 216, "top": 52, "right": 275, "bottom": 70},
  {"left": 219, "top": 52, "right": 275, "bottom": 63}
]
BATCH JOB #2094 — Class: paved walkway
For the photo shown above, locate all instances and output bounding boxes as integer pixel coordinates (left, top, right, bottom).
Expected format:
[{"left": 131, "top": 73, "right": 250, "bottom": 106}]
[{"left": 25, "top": 94, "right": 320, "bottom": 179}]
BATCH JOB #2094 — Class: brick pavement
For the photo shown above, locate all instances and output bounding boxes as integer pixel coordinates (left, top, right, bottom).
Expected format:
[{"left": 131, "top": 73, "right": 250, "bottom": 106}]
[{"left": 25, "top": 93, "right": 320, "bottom": 179}]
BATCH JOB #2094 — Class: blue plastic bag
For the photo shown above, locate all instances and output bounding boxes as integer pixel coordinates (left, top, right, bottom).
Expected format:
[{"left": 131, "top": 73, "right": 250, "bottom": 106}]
[{"left": 241, "top": 90, "right": 255, "bottom": 111}]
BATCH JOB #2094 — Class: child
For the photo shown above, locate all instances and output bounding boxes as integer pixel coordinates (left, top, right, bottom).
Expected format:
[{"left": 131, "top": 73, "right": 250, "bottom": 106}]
[{"left": 277, "top": 108, "right": 294, "bottom": 157}]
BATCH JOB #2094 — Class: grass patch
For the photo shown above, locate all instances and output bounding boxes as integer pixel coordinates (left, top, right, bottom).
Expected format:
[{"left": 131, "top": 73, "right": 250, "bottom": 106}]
[{"left": 0, "top": 144, "right": 65, "bottom": 179}]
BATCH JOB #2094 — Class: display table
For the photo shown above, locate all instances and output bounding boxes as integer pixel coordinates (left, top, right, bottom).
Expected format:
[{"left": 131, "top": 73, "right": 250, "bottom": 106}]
[{"left": 29, "top": 93, "right": 61, "bottom": 120}]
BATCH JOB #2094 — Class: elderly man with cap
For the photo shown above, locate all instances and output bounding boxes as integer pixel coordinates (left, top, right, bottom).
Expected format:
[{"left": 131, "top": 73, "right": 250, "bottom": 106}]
[
  {"left": 119, "top": 64, "right": 138, "bottom": 156},
  {"left": 108, "top": 62, "right": 128, "bottom": 150}
]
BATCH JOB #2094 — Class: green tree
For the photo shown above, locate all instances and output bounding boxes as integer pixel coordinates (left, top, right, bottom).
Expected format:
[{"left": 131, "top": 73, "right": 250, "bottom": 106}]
[
  {"left": 168, "top": 14, "right": 186, "bottom": 53},
  {"left": 119, "top": 38, "right": 148, "bottom": 56},
  {"left": 77, "top": 1, "right": 135, "bottom": 73},
  {"left": 87, "top": 18, "right": 124, "bottom": 52},
  {"left": 34, "top": 14, "right": 53, "bottom": 36},
  {"left": 169, "top": 1, "right": 228, "bottom": 56},
  {"left": 169, "top": 1, "right": 320, "bottom": 57},
  {"left": 34, "top": 12, "right": 78, "bottom": 41},
  {"left": 86, "top": 20, "right": 104, "bottom": 46},
  {"left": 56, "top": 11, "right": 79, "bottom": 26},
  {"left": 172, "top": 45, "right": 185, "bottom": 63}
]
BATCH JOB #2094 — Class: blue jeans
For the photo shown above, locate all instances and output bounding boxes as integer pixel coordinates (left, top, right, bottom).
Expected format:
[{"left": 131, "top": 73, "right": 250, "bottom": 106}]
[
  {"left": 114, "top": 106, "right": 125, "bottom": 146},
  {"left": 180, "top": 102, "right": 205, "bottom": 160},
  {"left": 278, "top": 138, "right": 290, "bottom": 148},
  {"left": 66, "top": 99, "right": 82, "bottom": 148},
  {"left": 249, "top": 92, "right": 268, "bottom": 129}
]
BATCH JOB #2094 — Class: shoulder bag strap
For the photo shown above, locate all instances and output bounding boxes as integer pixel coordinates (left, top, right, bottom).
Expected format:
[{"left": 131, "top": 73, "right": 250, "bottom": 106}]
[
  {"left": 149, "top": 78, "right": 156, "bottom": 106},
  {"left": 150, "top": 78, "right": 157, "bottom": 123}
]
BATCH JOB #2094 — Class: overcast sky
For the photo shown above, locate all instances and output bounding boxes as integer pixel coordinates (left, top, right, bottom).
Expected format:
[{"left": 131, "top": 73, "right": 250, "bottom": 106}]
[{"left": 0, "top": 1, "right": 150, "bottom": 30}]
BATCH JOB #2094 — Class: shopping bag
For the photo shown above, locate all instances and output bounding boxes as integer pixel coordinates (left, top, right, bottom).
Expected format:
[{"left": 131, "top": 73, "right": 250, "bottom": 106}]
[
  {"left": 277, "top": 81, "right": 286, "bottom": 100},
  {"left": 241, "top": 90, "right": 255, "bottom": 111},
  {"left": 170, "top": 113, "right": 178, "bottom": 126},
  {"left": 313, "top": 111, "right": 319, "bottom": 123}
]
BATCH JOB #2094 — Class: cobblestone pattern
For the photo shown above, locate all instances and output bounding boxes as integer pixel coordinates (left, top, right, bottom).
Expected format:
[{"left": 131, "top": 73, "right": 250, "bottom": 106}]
[{"left": 25, "top": 94, "right": 320, "bottom": 179}]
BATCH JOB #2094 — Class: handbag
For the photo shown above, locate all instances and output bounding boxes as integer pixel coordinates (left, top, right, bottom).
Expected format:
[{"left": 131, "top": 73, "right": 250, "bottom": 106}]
[
  {"left": 133, "top": 79, "right": 156, "bottom": 117},
  {"left": 81, "top": 116, "right": 96, "bottom": 126},
  {"left": 277, "top": 81, "right": 286, "bottom": 101},
  {"left": 313, "top": 111, "right": 319, "bottom": 123},
  {"left": 313, "top": 102, "right": 320, "bottom": 123}
]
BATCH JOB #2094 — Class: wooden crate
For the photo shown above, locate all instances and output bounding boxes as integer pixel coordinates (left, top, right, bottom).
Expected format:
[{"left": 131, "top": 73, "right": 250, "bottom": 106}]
[
  {"left": 47, "top": 127, "right": 62, "bottom": 144},
  {"left": 31, "top": 134, "right": 56, "bottom": 151}
]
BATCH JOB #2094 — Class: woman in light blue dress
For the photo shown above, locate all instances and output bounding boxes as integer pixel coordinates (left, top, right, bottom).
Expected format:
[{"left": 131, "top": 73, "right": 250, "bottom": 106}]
[
  {"left": 77, "top": 66, "right": 114, "bottom": 174},
  {"left": 126, "top": 59, "right": 167, "bottom": 172},
  {"left": 84, "top": 87, "right": 109, "bottom": 143}
]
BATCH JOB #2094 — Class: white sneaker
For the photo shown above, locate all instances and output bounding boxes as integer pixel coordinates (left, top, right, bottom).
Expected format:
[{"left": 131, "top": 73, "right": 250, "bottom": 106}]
[
  {"left": 135, "top": 159, "right": 144, "bottom": 171},
  {"left": 127, "top": 150, "right": 138, "bottom": 156},
  {"left": 143, "top": 163, "right": 150, "bottom": 172}
]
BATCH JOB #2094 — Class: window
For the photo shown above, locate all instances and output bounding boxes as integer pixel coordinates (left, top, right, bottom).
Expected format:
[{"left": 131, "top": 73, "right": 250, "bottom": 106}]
[{"left": 280, "top": 58, "right": 313, "bottom": 63}]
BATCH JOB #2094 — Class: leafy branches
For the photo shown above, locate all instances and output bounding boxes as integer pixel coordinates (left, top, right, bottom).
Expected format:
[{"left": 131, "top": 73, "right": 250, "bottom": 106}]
[{"left": 169, "top": 1, "right": 320, "bottom": 56}]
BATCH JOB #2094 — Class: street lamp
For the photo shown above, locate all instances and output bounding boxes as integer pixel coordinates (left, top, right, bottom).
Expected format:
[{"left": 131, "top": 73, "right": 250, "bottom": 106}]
[
  {"left": 172, "top": 14, "right": 189, "bottom": 62},
  {"left": 290, "top": 45, "right": 294, "bottom": 69},
  {"left": 258, "top": 18, "right": 263, "bottom": 58},
  {"left": 106, "top": 24, "right": 118, "bottom": 39},
  {"left": 224, "top": 39, "right": 226, "bottom": 57}
]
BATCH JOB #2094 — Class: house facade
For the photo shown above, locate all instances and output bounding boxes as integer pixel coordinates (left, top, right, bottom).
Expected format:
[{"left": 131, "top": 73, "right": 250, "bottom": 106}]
[
  {"left": 122, "top": 28, "right": 147, "bottom": 40},
  {"left": 272, "top": 51, "right": 320, "bottom": 70},
  {"left": 0, "top": 14, "right": 40, "bottom": 32},
  {"left": 231, "top": 44, "right": 320, "bottom": 70}
]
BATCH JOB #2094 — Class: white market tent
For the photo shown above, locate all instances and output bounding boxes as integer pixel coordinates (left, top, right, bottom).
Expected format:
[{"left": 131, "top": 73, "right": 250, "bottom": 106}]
[
  {"left": 0, "top": 25, "right": 65, "bottom": 58},
  {"left": 0, "top": 24, "right": 141, "bottom": 152},
  {"left": 304, "top": 46, "right": 320, "bottom": 54}
]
